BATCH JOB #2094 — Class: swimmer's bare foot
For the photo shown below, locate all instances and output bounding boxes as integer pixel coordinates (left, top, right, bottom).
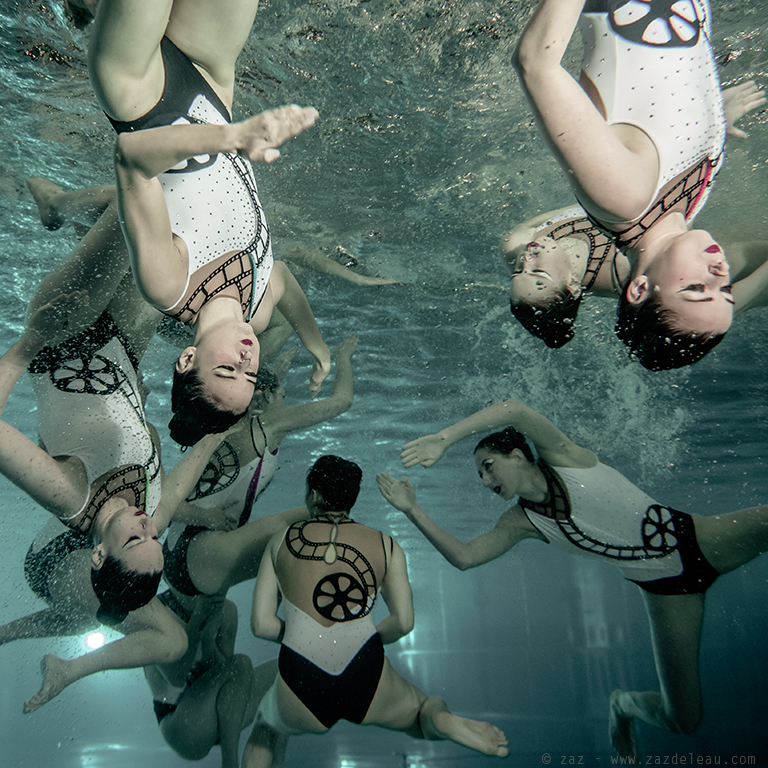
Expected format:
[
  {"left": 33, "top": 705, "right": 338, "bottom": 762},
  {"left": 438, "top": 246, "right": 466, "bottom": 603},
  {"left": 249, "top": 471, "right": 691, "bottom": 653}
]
[
  {"left": 422, "top": 699, "right": 509, "bottom": 757},
  {"left": 27, "top": 177, "right": 66, "bottom": 230},
  {"left": 609, "top": 690, "right": 638, "bottom": 760},
  {"left": 23, "top": 654, "right": 71, "bottom": 713}
]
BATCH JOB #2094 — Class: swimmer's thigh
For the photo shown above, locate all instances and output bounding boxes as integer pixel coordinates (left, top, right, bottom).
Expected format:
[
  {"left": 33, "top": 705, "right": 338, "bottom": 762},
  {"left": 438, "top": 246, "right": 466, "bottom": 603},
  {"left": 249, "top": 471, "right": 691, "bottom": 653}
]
[{"left": 361, "top": 657, "right": 428, "bottom": 737}]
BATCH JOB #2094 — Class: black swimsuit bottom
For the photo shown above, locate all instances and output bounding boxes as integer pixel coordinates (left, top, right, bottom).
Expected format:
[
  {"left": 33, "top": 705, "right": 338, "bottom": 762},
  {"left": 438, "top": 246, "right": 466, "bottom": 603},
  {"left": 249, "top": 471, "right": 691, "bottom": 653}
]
[{"left": 279, "top": 633, "right": 385, "bottom": 729}]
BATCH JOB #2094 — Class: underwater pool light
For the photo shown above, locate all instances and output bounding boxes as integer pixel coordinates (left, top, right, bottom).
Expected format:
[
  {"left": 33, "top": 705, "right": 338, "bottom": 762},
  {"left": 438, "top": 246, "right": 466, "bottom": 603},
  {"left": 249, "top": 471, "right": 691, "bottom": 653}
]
[{"left": 84, "top": 631, "right": 106, "bottom": 650}]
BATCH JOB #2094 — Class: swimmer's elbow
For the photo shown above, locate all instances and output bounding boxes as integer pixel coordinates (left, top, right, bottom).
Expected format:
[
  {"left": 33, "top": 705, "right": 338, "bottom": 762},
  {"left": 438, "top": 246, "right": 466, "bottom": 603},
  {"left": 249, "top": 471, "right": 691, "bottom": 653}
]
[
  {"left": 114, "top": 134, "right": 147, "bottom": 179},
  {"left": 161, "top": 622, "right": 189, "bottom": 664}
]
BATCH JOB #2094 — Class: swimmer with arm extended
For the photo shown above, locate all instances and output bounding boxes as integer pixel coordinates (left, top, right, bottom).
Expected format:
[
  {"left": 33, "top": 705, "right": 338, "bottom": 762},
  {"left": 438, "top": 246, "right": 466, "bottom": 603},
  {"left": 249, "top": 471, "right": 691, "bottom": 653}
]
[
  {"left": 378, "top": 400, "right": 768, "bottom": 758},
  {"left": 510, "top": 0, "right": 767, "bottom": 367},
  {"left": 81, "top": 0, "right": 330, "bottom": 444},
  {"left": 244, "top": 455, "right": 509, "bottom": 767}
]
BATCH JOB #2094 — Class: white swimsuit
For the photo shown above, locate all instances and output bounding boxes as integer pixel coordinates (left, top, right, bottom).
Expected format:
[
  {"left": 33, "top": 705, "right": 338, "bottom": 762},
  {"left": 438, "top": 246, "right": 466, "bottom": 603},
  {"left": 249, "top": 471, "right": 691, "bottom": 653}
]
[
  {"left": 579, "top": 0, "right": 726, "bottom": 237},
  {"left": 28, "top": 312, "right": 162, "bottom": 531}
]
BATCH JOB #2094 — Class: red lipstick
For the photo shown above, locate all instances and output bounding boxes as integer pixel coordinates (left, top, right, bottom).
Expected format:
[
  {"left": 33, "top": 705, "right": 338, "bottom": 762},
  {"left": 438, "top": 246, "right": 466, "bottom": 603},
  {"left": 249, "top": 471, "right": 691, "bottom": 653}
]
[
  {"left": 241, "top": 339, "right": 253, "bottom": 346},
  {"left": 705, "top": 244, "right": 721, "bottom": 254}
]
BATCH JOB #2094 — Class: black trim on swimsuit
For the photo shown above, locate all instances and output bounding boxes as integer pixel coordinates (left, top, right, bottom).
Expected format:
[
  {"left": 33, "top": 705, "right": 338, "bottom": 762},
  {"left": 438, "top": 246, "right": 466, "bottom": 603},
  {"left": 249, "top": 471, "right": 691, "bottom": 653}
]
[
  {"left": 107, "top": 37, "right": 231, "bottom": 134},
  {"left": 279, "top": 633, "right": 385, "bottom": 729},
  {"left": 630, "top": 511, "right": 719, "bottom": 595},
  {"left": 583, "top": 157, "right": 719, "bottom": 249},
  {"left": 186, "top": 440, "right": 240, "bottom": 502},
  {"left": 162, "top": 526, "right": 206, "bottom": 596},
  {"left": 285, "top": 519, "right": 379, "bottom": 621},
  {"left": 153, "top": 700, "right": 178, "bottom": 725},
  {"left": 29, "top": 311, "right": 141, "bottom": 376},
  {"left": 519, "top": 463, "right": 571, "bottom": 521},
  {"left": 24, "top": 529, "right": 91, "bottom": 603}
]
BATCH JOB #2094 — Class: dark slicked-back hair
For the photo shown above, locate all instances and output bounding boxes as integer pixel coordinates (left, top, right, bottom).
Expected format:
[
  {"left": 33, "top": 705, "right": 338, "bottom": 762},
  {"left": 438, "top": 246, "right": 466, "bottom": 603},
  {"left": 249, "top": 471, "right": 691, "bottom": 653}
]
[
  {"left": 615, "top": 288, "right": 725, "bottom": 371},
  {"left": 306, "top": 455, "right": 363, "bottom": 512},
  {"left": 91, "top": 556, "right": 162, "bottom": 626},
  {"left": 169, "top": 368, "right": 245, "bottom": 446},
  {"left": 510, "top": 291, "right": 581, "bottom": 349},
  {"left": 475, "top": 427, "right": 536, "bottom": 464}
]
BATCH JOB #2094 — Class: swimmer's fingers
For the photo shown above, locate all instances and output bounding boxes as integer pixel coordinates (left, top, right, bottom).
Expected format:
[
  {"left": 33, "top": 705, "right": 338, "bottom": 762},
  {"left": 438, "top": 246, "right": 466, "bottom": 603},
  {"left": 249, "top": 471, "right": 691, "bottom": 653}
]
[
  {"left": 333, "top": 332, "right": 359, "bottom": 359},
  {"left": 400, "top": 434, "right": 445, "bottom": 468},
  {"left": 237, "top": 105, "right": 319, "bottom": 163},
  {"left": 23, "top": 654, "right": 68, "bottom": 714},
  {"left": 308, "top": 353, "right": 332, "bottom": 398},
  {"left": 376, "top": 473, "right": 417, "bottom": 512},
  {"left": 723, "top": 80, "right": 766, "bottom": 138}
]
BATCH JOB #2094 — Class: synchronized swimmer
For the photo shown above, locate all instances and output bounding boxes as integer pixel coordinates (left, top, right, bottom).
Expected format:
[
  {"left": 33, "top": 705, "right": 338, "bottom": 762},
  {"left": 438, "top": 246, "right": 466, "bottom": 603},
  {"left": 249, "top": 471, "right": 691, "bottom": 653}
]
[{"left": 0, "top": 0, "right": 765, "bottom": 765}]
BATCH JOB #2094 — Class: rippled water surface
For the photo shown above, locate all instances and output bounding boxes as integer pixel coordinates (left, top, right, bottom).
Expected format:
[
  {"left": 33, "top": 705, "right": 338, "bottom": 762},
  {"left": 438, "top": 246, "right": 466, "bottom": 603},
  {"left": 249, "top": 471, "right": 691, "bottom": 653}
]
[{"left": 1, "top": 0, "right": 767, "bottom": 765}]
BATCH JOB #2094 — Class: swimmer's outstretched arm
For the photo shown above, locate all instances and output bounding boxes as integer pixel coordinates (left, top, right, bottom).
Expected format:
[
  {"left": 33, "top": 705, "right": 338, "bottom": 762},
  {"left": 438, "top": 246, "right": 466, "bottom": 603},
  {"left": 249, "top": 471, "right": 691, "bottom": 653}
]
[
  {"left": 114, "top": 106, "right": 319, "bottom": 309},
  {"left": 400, "top": 399, "right": 591, "bottom": 469},
  {"left": 262, "top": 333, "right": 358, "bottom": 438},
  {"left": 250, "top": 534, "right": 284, "bottom": 643},
  {"left": 376, "top": 539, "right": 415, "bottom": 643},
  {"left": 514, "top": 0, "right": 660, "bottom": 221},
  {"left": 254, "top": 261, "right": 332, "bottom": 397},
  {"left": 24, "top": 596, "right": 188, "bottom": 713},
  {"left": 376, "top": 474, "right": 531, "bottom": 571},
  {"left": 153, "top": 432, "right": 225, "bottom": 533}
]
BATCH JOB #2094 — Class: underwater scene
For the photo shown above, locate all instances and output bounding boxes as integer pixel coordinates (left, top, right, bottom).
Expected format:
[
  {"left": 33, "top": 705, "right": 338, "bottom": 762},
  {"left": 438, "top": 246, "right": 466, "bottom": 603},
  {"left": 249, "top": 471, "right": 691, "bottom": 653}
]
[{"left": 0, "top": 0, "right": 767, "bottom": 766}]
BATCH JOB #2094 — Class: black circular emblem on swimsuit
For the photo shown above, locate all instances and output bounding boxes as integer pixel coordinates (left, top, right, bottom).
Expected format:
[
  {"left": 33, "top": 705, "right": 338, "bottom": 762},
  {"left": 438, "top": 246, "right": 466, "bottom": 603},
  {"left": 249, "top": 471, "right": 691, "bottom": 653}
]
[
  {"left": 608, "top": 0, "right": 701, "bottom": 48},
  {"left": 313, "top": 573, "right": 367, "bottom": 622},
  {"left": 49, "top": 354, "right": 125, "bottom": 396}
]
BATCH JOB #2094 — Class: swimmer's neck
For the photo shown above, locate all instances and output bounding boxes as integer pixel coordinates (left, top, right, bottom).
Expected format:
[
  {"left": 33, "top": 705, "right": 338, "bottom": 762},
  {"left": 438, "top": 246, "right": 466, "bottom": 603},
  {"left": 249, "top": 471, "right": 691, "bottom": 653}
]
[
  {"left": 191, "top": 296, "right": 247, "bottom": 342},
  {"left": 630, "top": 212, "right": 688, "bottom": 274}
]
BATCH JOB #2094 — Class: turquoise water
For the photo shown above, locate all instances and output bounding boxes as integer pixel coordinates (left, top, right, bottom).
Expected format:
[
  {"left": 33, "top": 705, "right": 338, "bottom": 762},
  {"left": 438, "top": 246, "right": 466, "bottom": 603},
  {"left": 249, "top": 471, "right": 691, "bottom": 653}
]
[{"left": 0, "top": 0, "right": 768, "bottom": 765}]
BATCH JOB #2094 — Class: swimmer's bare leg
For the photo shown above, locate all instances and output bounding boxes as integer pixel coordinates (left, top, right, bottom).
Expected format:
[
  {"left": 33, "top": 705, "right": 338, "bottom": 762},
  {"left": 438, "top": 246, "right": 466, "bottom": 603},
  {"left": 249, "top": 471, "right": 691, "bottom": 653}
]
[
  {"left": 417, "top": 697, "right": 510, "bottom": 757},
  {"left": 362, "top": 659, "right": 509, "bottom": 757},
  {"left": 280, "top": 241, "right": 401, "bottom": 286},
  {"left": 27, "top": 178, "right": 116, "bottom": 230},
  {"left": 241, "top": 721, "right": 287, "bottom": 768},
  {"left": 608, "top": 591, "right": 706, "bottom": 758},
  {"left": 513, "top": 0, "right": 659, "bottom": 220},
  {"left": 24, "top": 202, "right": 130, "bottom": 341}
]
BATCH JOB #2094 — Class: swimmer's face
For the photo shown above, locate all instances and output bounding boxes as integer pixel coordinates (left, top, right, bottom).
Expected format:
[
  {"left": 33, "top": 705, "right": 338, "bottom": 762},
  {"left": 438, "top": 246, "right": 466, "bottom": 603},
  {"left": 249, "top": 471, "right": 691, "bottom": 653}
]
[
  {"left": 509, "top": 239, "right": 578, "bottom": 307},
  {"left": 475, "top": 448, "right": 524, "bottom": 501},
  {"left": 93, "top": 498, "right": 163, "bottom": 575},
  {"left": 640, "top": 230, "right": 734, "bottom": 335},
  {"left": 180, "top": 323, "right": 260, "bottom": 414}
]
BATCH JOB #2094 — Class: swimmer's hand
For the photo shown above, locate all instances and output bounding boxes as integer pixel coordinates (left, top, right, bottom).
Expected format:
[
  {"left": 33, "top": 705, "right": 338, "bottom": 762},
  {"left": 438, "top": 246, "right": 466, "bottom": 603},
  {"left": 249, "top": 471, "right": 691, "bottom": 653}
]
[
  {"left": 308, "top": 345, "right": 332, "bottom": 398},
  {"left": 400, "top": 433, "right": 448, "bottom": 468},
  {"left": 334, "top": 332, "right": 359, "bottom": 361},
  {"left": 723, "top": 80, "right": 766, "bottom": 139},
  {"left": 271, "top": 346, "right": 299, "bottom": 382},
  {"left": 235, "top": 105, "right": 319, "bottom": 163},
  {"left": 376, "top": 473, "right": 418, "bottom": 514},
  {"left": 22, "top": 290, "right": 90, "bottom": 355},
  {"left": 24, "top": 654, "right": 71, "bottom": 713}
]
